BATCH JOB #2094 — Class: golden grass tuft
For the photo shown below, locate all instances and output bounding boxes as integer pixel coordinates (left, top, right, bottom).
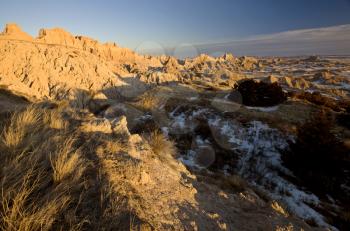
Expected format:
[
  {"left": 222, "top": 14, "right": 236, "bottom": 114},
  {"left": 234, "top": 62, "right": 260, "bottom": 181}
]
[
  {"left": 0, "top": 146, "right": 73, "bottom": 231},
  {"left": 134, "top": 93, "right": 159, "bottom": 111},
  {"left": 105, "top": 138, "right": 126, "bottom": 154},
  {"left": 2, "top": 105, "right": 43, "bottom": 149},
  {"left": 144, "top": 130, "right": 179, "bottom": 170},
  {"left": 70, "top": 89, "right": 96, "bottom": 109},
  {"left": 146, "top": 130, "right": 176, "bottom": 158},
  {"left": 0, "top": 103, "right": 129, "bottom": 230},
  {"left": 271, "top": 201, "right": 289, "bottom": 217},
  {"left": 43, "top": 109, "right": 68, "bottom": 130},
  {"left": 50, "top": 137, "right": 85, "bottom": 183}
]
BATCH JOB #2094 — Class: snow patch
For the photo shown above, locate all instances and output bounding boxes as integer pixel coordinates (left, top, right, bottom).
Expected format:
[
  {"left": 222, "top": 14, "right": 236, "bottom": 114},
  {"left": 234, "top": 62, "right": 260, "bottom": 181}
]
[
  {"left": 211, "top": 118, "right": 334, "bottom": 229},
  {"left": 170, "top": 106, "right": 335, "bottom": 229},
  {"left": 178, "top": 150, "right": 203, "bottom": 169},
  {"left": 245, "top": 105, "right": 279, "bottom": 112}
]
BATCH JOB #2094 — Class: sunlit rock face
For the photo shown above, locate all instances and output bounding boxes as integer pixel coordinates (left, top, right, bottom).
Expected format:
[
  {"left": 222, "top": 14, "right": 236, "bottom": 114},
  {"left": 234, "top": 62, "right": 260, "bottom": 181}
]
[{"left": 0, "top": 23, "right": 33, "bottom": 41}]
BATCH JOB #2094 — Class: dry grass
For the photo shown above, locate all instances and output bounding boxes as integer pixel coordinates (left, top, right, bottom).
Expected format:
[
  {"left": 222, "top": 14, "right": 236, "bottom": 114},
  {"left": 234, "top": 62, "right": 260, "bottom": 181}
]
[
  {"left": 50, "top": 137, "right": 85, "bottom": 183},
  {"left": 2, "top": 105, "right": 43, "bottom": 150},
  {"left": 271, "top": 201, "right": 289, "bottom": 217},
  {"left": 143, "top": 130, "right": 179, "bottom": 172},
  {"left": 0, "top": 104, "right": 131, "bottom": 230},
  {"left": 145, "top": 130, "right": 176, "bottom": 158},
  {"left": 203, "top": 174, "right": 248, "bottom": 193},
  {"left": 134, "top": 93, "right": 159, "bottom": 111},
  {"left": 70, "top": 89, "right": 96, "bottom": 110},
  {"left": 105, "top": 138, "right": 126, "bottom": 154},
  {"left": 43, "top": 109, "right": 69, "bottom": 130},
  {"left": 0, "top": 105, "right": 82, "bottom": 230}
]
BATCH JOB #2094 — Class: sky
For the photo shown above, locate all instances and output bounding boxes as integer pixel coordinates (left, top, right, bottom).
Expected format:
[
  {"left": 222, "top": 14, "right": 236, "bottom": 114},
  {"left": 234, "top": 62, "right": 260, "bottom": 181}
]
[{"left": 1, "top": 0, "right": 350, "bottom": 56}]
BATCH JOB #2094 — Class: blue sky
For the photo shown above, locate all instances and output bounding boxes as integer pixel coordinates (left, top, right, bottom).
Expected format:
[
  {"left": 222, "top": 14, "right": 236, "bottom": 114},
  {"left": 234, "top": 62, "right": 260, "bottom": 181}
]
[{"left": 1, "top": 0, "right": 350, "bottom": 55}]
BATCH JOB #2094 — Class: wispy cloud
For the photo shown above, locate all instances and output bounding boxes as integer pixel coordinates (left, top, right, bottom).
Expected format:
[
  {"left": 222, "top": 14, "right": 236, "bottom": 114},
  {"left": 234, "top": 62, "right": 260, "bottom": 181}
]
[
  {"left": 197, "top": 24, "right": 350, "bottom": 57},
  {"left": 139, "top": 24, "right": 350, "bottom": 58}
]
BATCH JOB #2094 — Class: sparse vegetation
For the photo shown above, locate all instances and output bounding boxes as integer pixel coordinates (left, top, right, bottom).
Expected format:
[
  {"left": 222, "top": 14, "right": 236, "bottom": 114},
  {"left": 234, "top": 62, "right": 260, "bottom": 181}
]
[
  {"left": 337, "top": 112, "right": 350, "bottom": 129},
  {"left": 145, "top": 130, "right": 177, "bottom": 158},
  {"left": 271, "top": 201, "right": 289, "bottom": 217},
  {"left": 282, "top": 110, "right": 350, "bottom": 229},
  {"left": 70, "top": 89, "right": 96, "bottom": 109},
  {"left": 234, "top": 79, "right": 287, "bottom": 107},
  {"left": 219, "top": 174, "right": 247, "bottom": 192},
  {"left": 283, "top": 111, "right": 347, "bottom": 194},
  {"left": 133, "top": 93, "right": 159, "bottom": 111},
  {"left": 0, "top": 104, "right": 133, "bottom": 230},
  {"left": 50, "top": 137, "right": 85, "bottom": 182},
  {"left": 290, "top": 91, "right": 342, "bottom": 111}
]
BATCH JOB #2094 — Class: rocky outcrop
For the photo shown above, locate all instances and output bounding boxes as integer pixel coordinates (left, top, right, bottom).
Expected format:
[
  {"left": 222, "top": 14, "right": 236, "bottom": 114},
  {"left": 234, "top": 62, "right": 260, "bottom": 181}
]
[
  {"left": 0, "top": 38, "right": 125, "bottom": 99},
  {"left": 37, "top": 27, "right": 77, "bottom": 46},
  {"left": 0, "top": 23, "right": 33, "bottom": 41},
  {"left": 36, "top": 26, "right": 159, "bottom": 65},
  {"left": 237, "top": 56, "right": 258, "bottom": 70},
  {"left": 0, "top": 24, "right": 163, "bottom": 99}
]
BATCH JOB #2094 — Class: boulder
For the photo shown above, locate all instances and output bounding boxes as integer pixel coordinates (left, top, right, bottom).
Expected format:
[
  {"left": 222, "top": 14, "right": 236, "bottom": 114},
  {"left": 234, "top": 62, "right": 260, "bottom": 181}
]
[
  {"left": 104, "top": 103, "right": 144, "bottom": 130},
  {"left": 111, "top": 116, "right": 131, "bottom": 137}
]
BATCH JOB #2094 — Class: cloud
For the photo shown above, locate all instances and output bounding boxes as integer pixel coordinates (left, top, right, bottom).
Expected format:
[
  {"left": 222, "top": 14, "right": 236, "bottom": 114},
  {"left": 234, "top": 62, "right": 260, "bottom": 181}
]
[{"left": 195, "top": 24, "right": 350, "bottom": 57}]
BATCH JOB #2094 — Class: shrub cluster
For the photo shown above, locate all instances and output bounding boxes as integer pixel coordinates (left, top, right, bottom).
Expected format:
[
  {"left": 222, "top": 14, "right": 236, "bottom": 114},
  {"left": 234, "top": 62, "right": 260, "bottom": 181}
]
[
  {"left": 283, "top": 111, "right": 347, "bottom": 192},
  {"left": 290, "top": 91, "right": 342, "bottom": 111},
  {"left": 284, "top": 112, "right": 349, "bottom": 198},
  {"left": 337, "top": 113, "right": 350, "bottom": 129},
  {"left": 233, "top": 79, "right": 287, "bottom": 107},
  {"left": 283, "top": 111, "right": 350, "bottom": 229}
]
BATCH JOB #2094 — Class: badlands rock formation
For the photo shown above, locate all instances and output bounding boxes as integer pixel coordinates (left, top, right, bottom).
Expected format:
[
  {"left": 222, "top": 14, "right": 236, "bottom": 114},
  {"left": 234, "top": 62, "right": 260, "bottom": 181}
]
[
  {"left": 0, "top": 23, "right": 33, "bottom": 41},
  {"left": 0, "top": 24, "right": 256, "bottom": 100},
  {"left": 0, "top": 24, "right": 162, "bottom": 99},
  {"left": 3, "top": 23, "right": 346, "bottom": 101}
]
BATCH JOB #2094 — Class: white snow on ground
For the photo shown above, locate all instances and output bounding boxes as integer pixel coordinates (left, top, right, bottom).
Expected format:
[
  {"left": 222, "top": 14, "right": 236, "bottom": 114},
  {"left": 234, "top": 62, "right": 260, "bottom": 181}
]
[
  {"left": 168, "top": 105, "right": 335, "bottom": 229},
  {"left": 134, "top": 114, "right": 153, "bottom": 122},
  {"left": 178, "top": 150, "right": 203, "bottom": 169},
  {"left": 245, "top": 105, "right": 279, "bottom": 112},
  {"left": 209, "top": 118, "right": 335, "bottom": 229},
  {"left": 169, "top": 107, "right": 187, "bottom": 129},
  {"left": 169, "top": 106, "right": 209, "bottom": 131},
  {"left": 178, "top": 135, "right": 213, "bottom": 169}
]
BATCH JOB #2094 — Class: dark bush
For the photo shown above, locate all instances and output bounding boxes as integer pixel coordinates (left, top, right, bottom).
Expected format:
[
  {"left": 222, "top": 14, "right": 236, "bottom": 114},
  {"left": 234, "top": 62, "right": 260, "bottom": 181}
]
[
  {"left": 233, "top": 79, "right": 287, "bottom": 107},
  {"left": 130, "top": 115, "right": 159, "bottom": 134},
  {"left": 283, "top": 111, "right": 348, "bottom": 195},
  {"left": 291, "top": 91, "right": 342, "bottom": 112},
  {"left": 283, "top": 111, "right": 350, "bottom": 229},
  {"left": 337, "top": 113, "right": 350, "bottom": 129}
]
